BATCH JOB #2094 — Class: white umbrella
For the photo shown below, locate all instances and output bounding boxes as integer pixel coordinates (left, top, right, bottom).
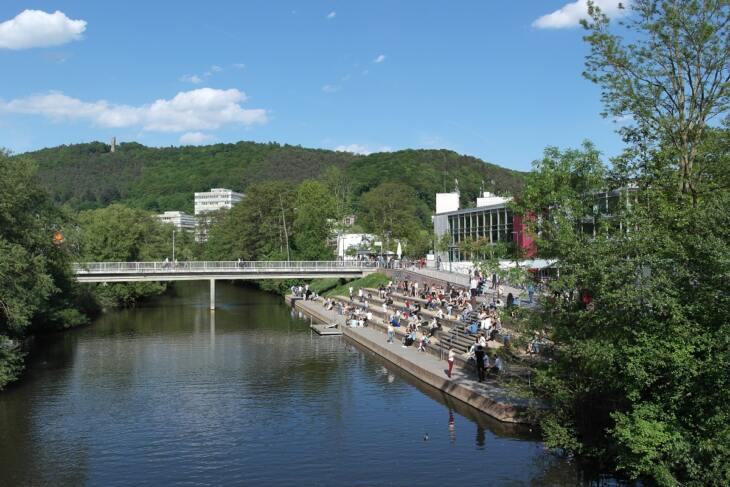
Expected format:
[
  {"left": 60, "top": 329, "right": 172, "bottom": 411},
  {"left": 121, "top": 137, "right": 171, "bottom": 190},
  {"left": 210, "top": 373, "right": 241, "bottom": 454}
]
[{"left": 396, "top": 241, "right": 402, "bottom": 259}]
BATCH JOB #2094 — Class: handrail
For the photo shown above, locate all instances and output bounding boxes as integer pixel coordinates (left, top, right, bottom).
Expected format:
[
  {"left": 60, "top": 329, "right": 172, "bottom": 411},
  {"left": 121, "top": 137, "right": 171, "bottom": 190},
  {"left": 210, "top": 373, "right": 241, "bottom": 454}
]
[{"left": 73, "top": 261, "right": 380, "bottom": 274}]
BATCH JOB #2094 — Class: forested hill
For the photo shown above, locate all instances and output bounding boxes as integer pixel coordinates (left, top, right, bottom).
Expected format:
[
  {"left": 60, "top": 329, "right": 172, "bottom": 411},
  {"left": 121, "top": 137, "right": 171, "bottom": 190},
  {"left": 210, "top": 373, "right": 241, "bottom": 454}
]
[{"left": 23, "top": 141, "right": 525, "bottom": 213}]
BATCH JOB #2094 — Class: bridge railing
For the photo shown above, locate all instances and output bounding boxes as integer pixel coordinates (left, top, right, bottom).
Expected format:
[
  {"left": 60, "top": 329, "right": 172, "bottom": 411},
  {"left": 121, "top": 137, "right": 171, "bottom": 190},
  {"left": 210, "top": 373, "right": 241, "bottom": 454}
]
[{"left": 73, "top": 261, "right": 380, "bottom": 274}]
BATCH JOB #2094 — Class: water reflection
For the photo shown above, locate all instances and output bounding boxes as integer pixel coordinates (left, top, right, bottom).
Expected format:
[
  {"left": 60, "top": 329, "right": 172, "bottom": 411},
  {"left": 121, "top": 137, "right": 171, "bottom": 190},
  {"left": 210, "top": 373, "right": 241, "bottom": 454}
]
[
  {"left": 0, "top": 282, "right": 592, "bottom": 487},
  {"left": 476, "top": 423, "right": 486, "bottom": 448},
  {"left": 209, "top": 310, "right": 215, "bottom": 350},
  {"left": 448, "top": 410, "right": 456, "bottom": 444}
]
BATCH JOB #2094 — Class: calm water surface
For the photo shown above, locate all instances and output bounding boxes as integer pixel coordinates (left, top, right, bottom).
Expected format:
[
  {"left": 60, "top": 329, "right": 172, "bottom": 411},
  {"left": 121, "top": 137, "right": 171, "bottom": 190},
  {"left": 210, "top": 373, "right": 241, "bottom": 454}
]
[{"left": 1, "top": 283, "right": 587, "bottom": 486}]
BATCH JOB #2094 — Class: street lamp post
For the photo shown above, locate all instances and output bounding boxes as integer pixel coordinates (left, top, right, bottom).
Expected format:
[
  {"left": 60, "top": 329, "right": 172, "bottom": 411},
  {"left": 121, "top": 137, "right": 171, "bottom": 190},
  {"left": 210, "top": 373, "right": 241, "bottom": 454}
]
[
  {"left": 384, "top": 231, "right": 391, "bottom": 267},
  {"left": 172, "top": 228, "right": 176, "bottom": 263}
]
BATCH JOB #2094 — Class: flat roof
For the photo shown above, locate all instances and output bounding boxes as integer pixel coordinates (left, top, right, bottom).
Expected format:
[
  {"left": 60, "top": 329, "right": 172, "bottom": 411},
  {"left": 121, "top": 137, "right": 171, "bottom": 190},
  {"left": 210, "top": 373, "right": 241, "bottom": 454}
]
[{"left": 435, "top": 202, "right": 510, "bottom": 217}]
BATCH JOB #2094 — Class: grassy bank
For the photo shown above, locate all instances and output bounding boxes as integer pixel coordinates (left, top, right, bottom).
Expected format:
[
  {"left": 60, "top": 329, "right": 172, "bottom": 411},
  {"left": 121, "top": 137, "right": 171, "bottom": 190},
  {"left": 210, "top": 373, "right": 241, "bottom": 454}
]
[{"left": 324, "top": 273, "right": 389, "bottom": 297}]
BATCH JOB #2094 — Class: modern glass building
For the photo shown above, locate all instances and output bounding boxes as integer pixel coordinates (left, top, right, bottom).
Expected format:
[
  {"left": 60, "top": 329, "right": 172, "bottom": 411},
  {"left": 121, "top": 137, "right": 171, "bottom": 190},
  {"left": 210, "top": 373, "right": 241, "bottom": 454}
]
[{"left": 433, "top": 192, "right": 534, "bottom": 262}]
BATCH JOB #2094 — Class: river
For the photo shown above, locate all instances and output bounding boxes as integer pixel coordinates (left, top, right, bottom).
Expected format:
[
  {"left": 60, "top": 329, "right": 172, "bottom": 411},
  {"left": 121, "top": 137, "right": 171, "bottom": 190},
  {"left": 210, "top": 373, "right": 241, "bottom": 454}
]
[{"left": 0, "top": 282, "right": 597, "bottom": 486}]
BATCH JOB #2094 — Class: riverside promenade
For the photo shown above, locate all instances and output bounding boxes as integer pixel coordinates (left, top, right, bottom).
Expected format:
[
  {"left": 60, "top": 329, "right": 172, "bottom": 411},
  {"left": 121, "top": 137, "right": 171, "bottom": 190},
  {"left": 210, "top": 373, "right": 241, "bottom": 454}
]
[{"left": 288, "top": 296, "right": 538, "bottom": 424}]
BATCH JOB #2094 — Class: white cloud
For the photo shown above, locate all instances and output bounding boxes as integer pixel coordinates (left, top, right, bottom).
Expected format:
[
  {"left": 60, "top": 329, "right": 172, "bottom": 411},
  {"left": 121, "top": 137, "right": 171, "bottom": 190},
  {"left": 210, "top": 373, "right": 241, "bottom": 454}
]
[
  {"left": 322, "top": 84, "right": 341, "bottom": 93},
  {"left": 210, "top": 65, "right": 223, "bottom": 72},
  {"left": 533, "top": 0, "right": 629, "bottom": 29},
  {"left": 180, "top": 74, "right": 203, "bottom": 84},
  {"left": 0, "top": 87, "right": 268, "bottom": 132},
  {"left": 327, "top": 11, "right": 336, "bottom": 19},
  {"left": 373, "top": 54, "right": 386, "bottom": 64},
  {"left": 0, "top": 10, "right": 86, "bottom": 50},
  {"left": 334, "top": 144, "right": 393, "bottom": 155},
  {"left": 179, "top": 132, "right": 215, "bottom": 145},
  {"left": 232, "top": 63, "right": 246, "bottom": 69}
]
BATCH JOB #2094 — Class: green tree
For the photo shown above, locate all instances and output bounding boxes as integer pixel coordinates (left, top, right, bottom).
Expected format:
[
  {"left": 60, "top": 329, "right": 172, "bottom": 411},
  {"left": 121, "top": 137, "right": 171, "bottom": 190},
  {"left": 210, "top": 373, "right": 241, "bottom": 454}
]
[
  {"left": 26, "top": 142, "right": 524, "bottom": 216},
  {"left": 292, "top": 180, "right": 337, "bottom": 260},
  {"left": 0, "top": 152, "right": 89, "bottom": 389},
  {"left": 205, "top": 181, "right": 296, "bottom": 261},
  {"left": 516, "top": 142, "right": 607, "bottom": 258},
  {"left": 77, "top": 204, "right": 171, "bottom": 306},
  {"left": 517, "top": 5, "right": 730, "bottom": 477},
  {"left": 358, "top": 182, "right": 430, "bottom": 249},
  {"left": 519, "top": 115, "right": 730, "bottom": 487},
  {"left": 321, "top": 165, "right": 353, "bottom": 219},
  {"left": 583, "top": 0, "right": 729, "bottom": 200}
]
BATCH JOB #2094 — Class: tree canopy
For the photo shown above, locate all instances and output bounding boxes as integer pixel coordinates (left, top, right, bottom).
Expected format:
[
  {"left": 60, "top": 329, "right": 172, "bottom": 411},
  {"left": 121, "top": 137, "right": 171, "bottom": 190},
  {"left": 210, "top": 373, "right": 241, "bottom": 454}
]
[
  {"left": 0, "top": 152, "right": 90, "bottom": 389},
  {"left": 23, "top": 142, "right": 524, "bottom": 215},
  {"left": 583, "top": 0, "right": 729, "bottom": 200},
  {"left": 517, "top": 2, "right": 730, "bottom": 485}
]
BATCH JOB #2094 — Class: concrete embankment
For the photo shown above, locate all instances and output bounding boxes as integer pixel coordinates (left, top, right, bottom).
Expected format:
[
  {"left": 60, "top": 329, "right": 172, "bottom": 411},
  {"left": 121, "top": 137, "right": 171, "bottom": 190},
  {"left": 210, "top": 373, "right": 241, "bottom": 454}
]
[{"left": 287, "top": 295, "right": 538, "bottom": 424}]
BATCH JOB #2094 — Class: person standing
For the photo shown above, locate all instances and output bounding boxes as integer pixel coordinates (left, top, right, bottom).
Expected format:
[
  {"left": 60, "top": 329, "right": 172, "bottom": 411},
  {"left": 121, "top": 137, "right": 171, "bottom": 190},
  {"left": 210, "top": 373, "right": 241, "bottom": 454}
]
[
  {"left": 528, "top": 283, "right": 535, "bottom": 304},
  {"left": 447, "top": 348, "right": 455, "bottom": 378},
  {"left": 387, "top": 323, "right": 394, "bottom": 343},
  {"left": 474, "top": 345, "right": 486, "bottom": 382},
  {"left": 349, "top": 286, "right": 354, "bottom": 301},
  {"left": 494, "top": 356, "right": 504, "bottom": 374},
  {"left": 470, "top": 276, "right": 479, "bottom": 306}
]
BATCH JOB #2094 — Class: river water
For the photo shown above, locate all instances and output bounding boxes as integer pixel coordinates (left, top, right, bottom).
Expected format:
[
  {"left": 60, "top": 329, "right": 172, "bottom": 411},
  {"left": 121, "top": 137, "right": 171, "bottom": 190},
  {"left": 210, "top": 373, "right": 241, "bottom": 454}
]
[{"left": 0, "top": 282, "right": 592, "bottom": 486}]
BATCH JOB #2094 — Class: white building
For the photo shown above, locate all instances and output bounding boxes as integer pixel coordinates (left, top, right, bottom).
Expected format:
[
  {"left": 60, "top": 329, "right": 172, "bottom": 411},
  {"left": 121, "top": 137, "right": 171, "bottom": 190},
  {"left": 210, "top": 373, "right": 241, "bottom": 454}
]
[
  {"left": 194, "top": 188, "right": 245, "bottom": 242},
  {"left": 157, "top": 211, "right": 196, "bottom": 232},
  {"left": 194, "top": 188, "right": 245, "bottom": 216},
  {"left": 337, "top": 233, "right": 376, "bottom": 260},
  {"left": 433, "top": 191, "right": 520, "bottom": 263}
]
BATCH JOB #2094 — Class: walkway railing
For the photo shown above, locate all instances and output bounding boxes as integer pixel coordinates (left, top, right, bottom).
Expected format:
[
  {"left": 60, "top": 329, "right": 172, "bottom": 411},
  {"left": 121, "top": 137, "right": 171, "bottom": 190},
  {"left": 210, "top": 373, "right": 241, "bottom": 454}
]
[{"left": 73, "top": 260, "right": 380, "bottom": 274}]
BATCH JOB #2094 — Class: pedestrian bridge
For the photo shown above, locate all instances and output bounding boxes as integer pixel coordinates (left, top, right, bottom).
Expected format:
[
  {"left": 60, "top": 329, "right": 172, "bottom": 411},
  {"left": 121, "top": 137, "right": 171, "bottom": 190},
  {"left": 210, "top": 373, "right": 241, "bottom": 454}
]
[{"left": 73, "top": 261, "right": 379, "bottom": 309}]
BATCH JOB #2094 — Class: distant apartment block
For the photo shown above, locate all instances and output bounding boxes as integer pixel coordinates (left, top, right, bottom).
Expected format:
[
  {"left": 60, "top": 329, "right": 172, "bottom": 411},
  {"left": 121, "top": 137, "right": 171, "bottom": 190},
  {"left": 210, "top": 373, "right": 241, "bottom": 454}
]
[
  {"left": 194, "top": 188, "right": 245, "bottom": 215},
  {"left": 157, "top": 211, "right": 196, "bottom": 232},
  {"left": 194, "top": 188, "right": 245, "bottom": 242}
]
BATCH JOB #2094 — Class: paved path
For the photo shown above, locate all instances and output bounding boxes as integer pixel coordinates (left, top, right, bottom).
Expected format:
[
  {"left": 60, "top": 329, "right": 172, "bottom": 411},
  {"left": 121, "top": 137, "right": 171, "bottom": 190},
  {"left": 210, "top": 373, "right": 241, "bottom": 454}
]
[
  {"left": 394, "top": 267, "right": 539, "bottom": 308},
  {"left": 289, "top": 296, "right": 540, "bottom": 423},
  {"left": 346, "top": 324, "right": 533, "bottom": 407}
]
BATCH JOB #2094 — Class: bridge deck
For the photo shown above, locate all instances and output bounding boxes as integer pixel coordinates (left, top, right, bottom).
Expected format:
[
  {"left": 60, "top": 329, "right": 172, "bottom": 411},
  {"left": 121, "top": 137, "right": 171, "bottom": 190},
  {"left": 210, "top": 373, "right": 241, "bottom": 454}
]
[{"left": 73, "top": 261, "right": 379, "bottom": 283}]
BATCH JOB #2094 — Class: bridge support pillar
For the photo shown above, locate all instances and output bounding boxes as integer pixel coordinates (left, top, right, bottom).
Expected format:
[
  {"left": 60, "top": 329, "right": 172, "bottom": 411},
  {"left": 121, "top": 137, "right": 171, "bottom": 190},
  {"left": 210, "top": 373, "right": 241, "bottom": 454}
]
[{"left": 209, "top": 279, "right": 216, "bottom": 310}]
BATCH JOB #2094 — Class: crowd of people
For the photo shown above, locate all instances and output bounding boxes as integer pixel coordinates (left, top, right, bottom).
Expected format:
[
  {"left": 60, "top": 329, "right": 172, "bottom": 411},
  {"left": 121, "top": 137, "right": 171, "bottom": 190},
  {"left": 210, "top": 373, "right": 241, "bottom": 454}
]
[
  {"left": 377, "top": 277, "right": 509, "bottom": 382},
  {"left": 291, "top": 283, "right": 317, "bottom": 301},
  {"left": 293, "top": 273, "right": 521, "bottom": 384}
]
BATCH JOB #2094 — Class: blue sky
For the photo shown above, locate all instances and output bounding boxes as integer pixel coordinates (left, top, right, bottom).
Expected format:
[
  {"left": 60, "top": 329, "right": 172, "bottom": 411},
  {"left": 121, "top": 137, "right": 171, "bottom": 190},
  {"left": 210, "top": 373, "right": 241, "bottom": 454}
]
[{"left": 0, "top": 1, "right": 630, "bottom": 171}]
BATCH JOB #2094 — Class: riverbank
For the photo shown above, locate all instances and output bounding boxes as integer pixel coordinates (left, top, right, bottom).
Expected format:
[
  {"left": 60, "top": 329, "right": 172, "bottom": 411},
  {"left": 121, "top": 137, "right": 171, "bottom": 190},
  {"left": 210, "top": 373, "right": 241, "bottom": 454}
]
[
  {"left": 287, "top": 295, "right": 540, "bottom": 424},
  {"left": 2, "top": 281, "right": 589, "bottom": 486}
]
